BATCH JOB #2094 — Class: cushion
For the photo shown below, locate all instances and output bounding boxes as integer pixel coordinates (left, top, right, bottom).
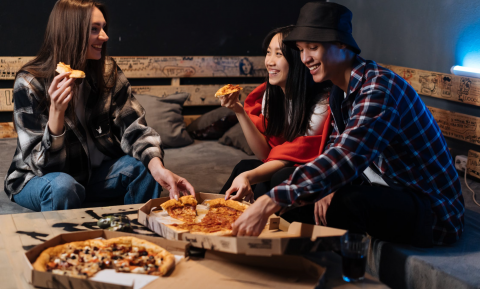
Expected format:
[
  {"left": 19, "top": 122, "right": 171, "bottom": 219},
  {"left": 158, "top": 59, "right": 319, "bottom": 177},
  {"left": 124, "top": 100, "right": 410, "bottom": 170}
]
[
  {"left": 218, "top": 123, "right": 254, "bottom": 155},
  {"left": 187, "top": 107, "right": 238, "bottom": 140},
  {"left": 135, "top": 93, "right": 193, "bottom": 148}
]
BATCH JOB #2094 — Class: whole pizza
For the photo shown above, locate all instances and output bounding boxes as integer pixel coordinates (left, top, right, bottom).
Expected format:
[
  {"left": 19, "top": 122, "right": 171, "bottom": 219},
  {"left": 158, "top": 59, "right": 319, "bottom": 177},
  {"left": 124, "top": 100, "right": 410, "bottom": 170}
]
[
  {"left": 160, "top": 196, "right": 249, "bottom": 236},
  {"left": 33, "top": 236, "right": 175, "bottom": 278}
]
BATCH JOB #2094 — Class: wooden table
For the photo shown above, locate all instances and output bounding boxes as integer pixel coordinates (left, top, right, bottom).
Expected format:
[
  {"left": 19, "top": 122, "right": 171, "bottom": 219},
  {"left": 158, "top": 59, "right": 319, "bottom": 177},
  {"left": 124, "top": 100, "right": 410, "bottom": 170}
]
[{"left": 0, "top": 204, "right": 388, "bottom": 289}]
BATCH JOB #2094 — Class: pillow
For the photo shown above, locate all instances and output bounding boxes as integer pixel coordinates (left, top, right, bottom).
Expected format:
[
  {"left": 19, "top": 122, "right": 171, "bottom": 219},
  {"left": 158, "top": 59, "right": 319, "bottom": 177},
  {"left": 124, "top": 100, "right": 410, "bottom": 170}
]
[
  {"left": 186, "top": 107, "right": 238, "bottom": 140},
  {"left": 218, "top": 123, "right": 254, "bottom": 155},
  {"left": 134, "top": 93, "right": 193, "bottom": 148}
]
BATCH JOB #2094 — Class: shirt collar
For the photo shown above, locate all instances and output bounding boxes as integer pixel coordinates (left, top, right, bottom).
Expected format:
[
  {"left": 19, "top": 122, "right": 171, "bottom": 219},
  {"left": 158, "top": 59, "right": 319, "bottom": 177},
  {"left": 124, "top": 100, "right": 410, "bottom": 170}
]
[{"left": 348, "top": 55, "right": 367, "bottom": 95}]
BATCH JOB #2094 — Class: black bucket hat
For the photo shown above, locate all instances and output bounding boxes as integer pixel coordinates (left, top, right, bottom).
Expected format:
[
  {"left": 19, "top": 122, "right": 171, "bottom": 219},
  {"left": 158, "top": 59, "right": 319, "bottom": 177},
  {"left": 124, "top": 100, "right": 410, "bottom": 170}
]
[{"left": 283, "top": 2, "right": 361, "bottom": 54}]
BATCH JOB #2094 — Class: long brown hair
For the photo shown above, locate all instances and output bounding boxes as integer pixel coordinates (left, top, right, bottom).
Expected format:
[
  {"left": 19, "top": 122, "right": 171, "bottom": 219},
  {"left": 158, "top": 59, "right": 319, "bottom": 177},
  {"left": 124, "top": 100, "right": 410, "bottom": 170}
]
[{"left": 17, "top": 0, "right": 116, "bottom": 118}]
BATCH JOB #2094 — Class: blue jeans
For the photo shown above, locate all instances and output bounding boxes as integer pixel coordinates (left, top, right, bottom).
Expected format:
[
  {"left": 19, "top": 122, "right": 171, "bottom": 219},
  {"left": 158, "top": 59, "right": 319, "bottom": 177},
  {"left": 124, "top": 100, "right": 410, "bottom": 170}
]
[{"left": 13, "top": 155, "right": 162, "bottom": 212}]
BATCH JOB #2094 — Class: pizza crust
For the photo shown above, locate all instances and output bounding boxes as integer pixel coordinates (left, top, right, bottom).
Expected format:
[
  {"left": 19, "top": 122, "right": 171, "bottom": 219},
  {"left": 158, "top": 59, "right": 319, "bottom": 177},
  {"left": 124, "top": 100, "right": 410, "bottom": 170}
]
[
  {"left": 160, "top": 195, "right": 197, "bottom": 211},
  {"left": 205, "top": 198, "right": 249, "bottom": 212}
]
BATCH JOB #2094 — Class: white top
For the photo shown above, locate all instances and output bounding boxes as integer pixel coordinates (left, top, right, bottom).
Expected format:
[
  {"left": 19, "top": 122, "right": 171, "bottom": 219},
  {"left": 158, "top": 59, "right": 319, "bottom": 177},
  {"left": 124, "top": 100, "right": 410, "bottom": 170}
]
[{"left": 261, "top": 92, "right": 329, "bottom": 136}]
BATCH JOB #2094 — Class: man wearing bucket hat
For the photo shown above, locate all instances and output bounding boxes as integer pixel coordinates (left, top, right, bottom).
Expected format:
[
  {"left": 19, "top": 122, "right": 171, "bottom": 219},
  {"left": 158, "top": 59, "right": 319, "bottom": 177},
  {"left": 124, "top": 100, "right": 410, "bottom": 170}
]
[{"left": 232, "top": 2, "right": 464, "bottom": 246}]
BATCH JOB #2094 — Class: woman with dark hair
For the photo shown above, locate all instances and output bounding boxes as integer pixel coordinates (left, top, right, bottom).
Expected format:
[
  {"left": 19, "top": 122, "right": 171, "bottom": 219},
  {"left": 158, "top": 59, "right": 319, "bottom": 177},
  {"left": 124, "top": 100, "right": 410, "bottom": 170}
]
[
  {"left": 219, "top": 26, "right": 332, "bottom": 224},
  {"left": 5, "top": 0, "right": 194, "bottom": 212}
]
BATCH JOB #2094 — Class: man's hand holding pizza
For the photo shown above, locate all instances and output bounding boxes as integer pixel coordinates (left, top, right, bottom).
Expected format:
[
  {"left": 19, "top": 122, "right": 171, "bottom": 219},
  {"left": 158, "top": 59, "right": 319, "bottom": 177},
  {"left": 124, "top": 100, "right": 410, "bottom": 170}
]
[{"left": 232, "top": 195, "right": 281, "bottom": 236}]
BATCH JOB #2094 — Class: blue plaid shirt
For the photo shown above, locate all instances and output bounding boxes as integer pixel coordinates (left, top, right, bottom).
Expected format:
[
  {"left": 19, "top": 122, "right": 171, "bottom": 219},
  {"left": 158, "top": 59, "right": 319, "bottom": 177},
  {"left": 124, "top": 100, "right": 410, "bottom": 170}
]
[{"left": 268, "top": 56, "right": 464, "bottom": 245}]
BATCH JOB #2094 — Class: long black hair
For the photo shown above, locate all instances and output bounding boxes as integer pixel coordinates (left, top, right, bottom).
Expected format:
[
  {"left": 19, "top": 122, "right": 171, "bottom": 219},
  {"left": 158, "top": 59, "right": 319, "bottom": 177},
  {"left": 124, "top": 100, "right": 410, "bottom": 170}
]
[{"left": 262, "top": 26, "right": 331, "bottom": 141}]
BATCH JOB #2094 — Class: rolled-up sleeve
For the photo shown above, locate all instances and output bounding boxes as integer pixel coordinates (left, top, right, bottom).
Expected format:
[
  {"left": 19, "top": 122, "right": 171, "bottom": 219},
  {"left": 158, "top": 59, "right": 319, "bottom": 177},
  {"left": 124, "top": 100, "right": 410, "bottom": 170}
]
[
  {"left": 13, "top": 76, "right": 67, "bottom": 176},
  {"left": 267, "top": 79, "right": 401, "bottom": 207}
]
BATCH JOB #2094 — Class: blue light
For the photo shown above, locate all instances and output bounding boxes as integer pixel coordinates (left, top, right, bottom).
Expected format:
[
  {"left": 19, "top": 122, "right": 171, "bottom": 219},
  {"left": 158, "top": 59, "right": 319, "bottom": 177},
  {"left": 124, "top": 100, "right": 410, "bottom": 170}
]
[
  {"left": 450, "top": 66, "right": 480, "bottom": 78},
  {"left": 455, "top": 19, "right": 480, "bottom": 70}
]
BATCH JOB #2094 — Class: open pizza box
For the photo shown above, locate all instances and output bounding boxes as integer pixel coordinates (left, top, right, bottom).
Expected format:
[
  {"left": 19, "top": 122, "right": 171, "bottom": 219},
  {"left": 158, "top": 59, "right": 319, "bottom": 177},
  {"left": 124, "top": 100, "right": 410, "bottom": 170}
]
[
  {"left": 138, "top": 193, "right": 347, "bottom": 256},
  {"left": 23, "top": 230, "right": 326, "bottom": 289}
]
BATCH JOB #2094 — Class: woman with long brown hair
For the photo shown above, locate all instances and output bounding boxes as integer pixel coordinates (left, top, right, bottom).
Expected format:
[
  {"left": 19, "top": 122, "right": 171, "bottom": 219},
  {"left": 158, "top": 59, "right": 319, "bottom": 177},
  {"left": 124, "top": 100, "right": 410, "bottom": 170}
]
[{"left": 5, "top": 0, "right": 194, "bottom": 211}]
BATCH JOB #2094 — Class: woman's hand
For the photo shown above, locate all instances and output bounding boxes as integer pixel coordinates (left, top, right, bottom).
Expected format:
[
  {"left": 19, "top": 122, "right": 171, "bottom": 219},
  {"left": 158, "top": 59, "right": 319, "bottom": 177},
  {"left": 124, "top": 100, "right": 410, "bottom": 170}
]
[
  {"left": 314, "top": 192, "right": 335, "bottom": 225},
  {"left": 48, "top": 72, "right": 74, "bottom": 114},
  {"left": 219, "top": 91, "right": 243, "bottom": 113},
  {"left": 224, "top": 173, "right": 254, "bottom": 203},
  {"left": 47, "top": 72, "right": 75, "bottom": 135},
  {"left": 148, "top": 157, "right": 195, "bottom": 200},
  {"left": 232, "top": 195, "right": 281, "bottom": 236}
]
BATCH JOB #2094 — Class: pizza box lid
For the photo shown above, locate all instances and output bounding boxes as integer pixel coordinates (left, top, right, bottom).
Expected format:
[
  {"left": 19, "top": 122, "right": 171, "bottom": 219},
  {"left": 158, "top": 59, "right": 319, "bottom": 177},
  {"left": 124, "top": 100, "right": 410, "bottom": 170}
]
[
  {"left": 22, "top": 229, "right": 326, "bottom": 289},
  {"left": 141, "top": 250, "right": 326, "bottom": 289},
  {"left": 138, "top": 194, "right": 346, "bottom": 256},
  {"left": 22, "top": 230, "right": 189, "bottom": 289}
]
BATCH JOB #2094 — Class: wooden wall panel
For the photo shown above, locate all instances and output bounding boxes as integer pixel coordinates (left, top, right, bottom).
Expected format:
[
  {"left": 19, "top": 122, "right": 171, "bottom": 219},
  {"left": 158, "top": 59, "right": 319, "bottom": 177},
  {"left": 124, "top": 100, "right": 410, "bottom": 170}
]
[
  {"left": 0, "top": 56, "right": 267, "bottom": 80},
  {"left": 467, "top": 150, "right": 480, "bottom": 180},
  {"left": 0, "top": 123, "right": 17, "bottom": 139},
  {"left": 0, "top": 57, "right": 34, "bottom": 80},
  {"left": 0, "top": 89, "right": 14, "bottom": 111},
  {"left": 132, "top": 84, "right": 260, "bottom": 106},
  {"left": 427, "top": 106, "right": 480, "bottom": 146},
  {"left": 381, "top": 64, "right": 480, "bottom": 107},
  {"left": 0, "top": 83, "right": 261, "bottom": 110}
]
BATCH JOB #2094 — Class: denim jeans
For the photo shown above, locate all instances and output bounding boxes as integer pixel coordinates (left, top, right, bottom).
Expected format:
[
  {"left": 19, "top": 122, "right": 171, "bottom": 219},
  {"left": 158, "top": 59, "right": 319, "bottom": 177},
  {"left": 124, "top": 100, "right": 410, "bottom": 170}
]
[{"left": 13, "top": 155, "right": 162, "bottom": 212}]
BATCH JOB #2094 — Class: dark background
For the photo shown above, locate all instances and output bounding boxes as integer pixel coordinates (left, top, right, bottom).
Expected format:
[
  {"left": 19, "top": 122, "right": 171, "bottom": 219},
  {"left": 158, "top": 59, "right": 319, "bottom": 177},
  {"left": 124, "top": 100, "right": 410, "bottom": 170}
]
[
  {"left": 0, "top": 0, "right": 311, "bottom": 56},
  {"left": 0, "top": 0, "right": 479, "bottom": 156}
]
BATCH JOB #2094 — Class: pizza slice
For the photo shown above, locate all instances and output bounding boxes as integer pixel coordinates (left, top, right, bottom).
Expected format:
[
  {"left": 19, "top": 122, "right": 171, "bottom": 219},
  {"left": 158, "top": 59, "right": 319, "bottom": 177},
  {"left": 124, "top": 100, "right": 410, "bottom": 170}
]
[
  {"left": 214, "top": 84, "right": 243, "bottom": 97},
  {"left": 56, "top": 62, "right": 86, "bottom": 78},
  {"left": 170, "top": 198, "right": 249, "bottom": 236},
  {"left": 160, "top": 195, "right": 198, "bottom": 224}
]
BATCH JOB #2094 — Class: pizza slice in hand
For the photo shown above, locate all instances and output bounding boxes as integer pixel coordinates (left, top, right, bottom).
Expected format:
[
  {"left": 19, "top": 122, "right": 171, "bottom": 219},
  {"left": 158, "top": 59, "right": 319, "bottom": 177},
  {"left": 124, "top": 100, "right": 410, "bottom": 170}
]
[
  {"left": 160, "top": 195, "right": 198, "bottom": 224},
  {"left": 56, "top": 62, "right": 86, "bottom": 78},
  {"left": 214, "top": 84, "right": 243, "bottom": 98}
]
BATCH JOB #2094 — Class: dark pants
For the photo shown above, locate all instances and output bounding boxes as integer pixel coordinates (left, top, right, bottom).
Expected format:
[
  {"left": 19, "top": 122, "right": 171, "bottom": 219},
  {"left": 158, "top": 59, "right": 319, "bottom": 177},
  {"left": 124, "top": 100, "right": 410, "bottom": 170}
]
[
  {"left": 219, "top": 159, "right": 315, "bottom": 224},
  {"left": 326, "top": 184, "right": 434, "bottom": 247}
]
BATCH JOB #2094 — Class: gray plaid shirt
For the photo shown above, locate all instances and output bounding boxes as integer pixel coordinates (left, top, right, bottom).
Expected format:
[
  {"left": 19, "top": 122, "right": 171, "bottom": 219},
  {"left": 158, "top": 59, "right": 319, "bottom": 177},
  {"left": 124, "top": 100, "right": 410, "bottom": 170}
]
[{"left": 5, "top": 63, "right": 164, "bottom": 199}]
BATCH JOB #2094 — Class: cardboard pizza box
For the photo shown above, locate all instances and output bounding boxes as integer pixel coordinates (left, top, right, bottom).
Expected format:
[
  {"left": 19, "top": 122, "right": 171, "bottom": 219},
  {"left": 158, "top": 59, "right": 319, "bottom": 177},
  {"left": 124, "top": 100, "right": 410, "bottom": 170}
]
[
  {"left": 23, "top": 230, "right": 188, "bottom": 289},
  {"left": 137, "top": 193, "right": 283, "bottom": 241},
  {"left": 23, "top": 230, "right": 326, "bottom": 289},
  {"left": 138, "top": 194, "right": 347, "bottom": 256},
  {"left": 142, "top": 250, "right": 326, "bottom": 289}
]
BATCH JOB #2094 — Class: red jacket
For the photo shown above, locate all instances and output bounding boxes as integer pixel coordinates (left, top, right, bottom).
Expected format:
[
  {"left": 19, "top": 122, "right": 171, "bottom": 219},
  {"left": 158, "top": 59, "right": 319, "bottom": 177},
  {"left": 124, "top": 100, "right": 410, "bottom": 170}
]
[{"left": 244, "top": 83, "right": 332, "bottom": 164}]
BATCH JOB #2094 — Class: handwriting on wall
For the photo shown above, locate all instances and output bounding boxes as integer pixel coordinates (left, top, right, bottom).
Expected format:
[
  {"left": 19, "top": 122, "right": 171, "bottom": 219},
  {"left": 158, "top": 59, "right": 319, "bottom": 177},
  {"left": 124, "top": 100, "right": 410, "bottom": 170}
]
[
  {"left": 0, "top": 89, "right": 14, "bottom": 111},
  {"left": 427, "top": 106, "right": 480, "bottom": 146},
  {"left": 0, "top": 57, "right": 35, "bottom": 80},
  {"left": 0, "top": 56, "right": 267, "bottom": 79},
  {"left": 467, "top": 150, "right": 480, "bottom": 180},
  {"left": 381, "top": 64, "right": 480, "bottom": 107}
]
